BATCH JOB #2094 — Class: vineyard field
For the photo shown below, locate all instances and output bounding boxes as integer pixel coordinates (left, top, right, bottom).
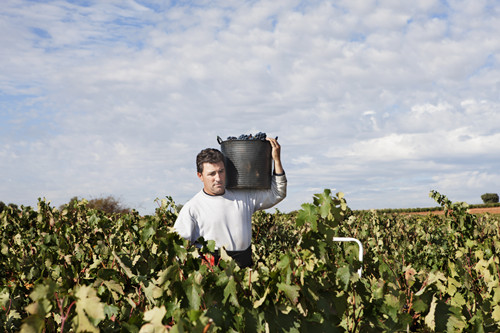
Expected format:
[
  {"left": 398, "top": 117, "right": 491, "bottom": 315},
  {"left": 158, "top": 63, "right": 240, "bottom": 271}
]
[
  {"left": 1, "top": 190, "right": 499, "bottom": 332},
  {"left": 407, "top": 206, "right": 500, "bottom": 216}
]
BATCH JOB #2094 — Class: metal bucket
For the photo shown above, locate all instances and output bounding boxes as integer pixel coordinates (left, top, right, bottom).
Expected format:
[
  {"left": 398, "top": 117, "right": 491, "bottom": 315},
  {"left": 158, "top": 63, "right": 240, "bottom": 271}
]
[{"left": 218, "top": 137, "right": 272, "bottom": 189}]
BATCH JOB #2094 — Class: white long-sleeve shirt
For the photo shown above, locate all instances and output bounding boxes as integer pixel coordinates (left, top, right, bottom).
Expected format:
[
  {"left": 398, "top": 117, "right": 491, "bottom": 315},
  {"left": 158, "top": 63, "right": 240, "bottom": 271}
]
[{"left": 173, "top": 174, "right": 287, "bottom": 251}]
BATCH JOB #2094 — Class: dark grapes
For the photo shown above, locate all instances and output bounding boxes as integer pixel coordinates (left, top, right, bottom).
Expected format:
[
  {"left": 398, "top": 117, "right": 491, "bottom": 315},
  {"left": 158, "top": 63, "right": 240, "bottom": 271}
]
[{"left": 226, "top": 132, "right": 267, "bottom": 141}]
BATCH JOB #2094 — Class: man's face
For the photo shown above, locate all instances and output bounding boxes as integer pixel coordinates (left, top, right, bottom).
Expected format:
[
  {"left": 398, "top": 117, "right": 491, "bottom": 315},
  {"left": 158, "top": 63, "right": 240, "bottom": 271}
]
[{"left": 198, "top": 161, "right": 226, "bottom": 195}]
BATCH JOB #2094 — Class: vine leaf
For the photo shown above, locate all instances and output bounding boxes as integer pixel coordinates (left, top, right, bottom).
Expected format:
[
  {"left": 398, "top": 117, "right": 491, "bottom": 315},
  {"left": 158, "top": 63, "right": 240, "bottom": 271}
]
[
  {"left": 276, "top": 254, "right": 291, "bottom": 270},
  {"left": 112, "top": 251, "right": 135, "bottom": 279},
  {"left": 185, "top": 283, "right": 202, "bottom": 309},
  {"left": 424, "top": 296, "right": 437, "bottom": 330},
  {"left": 254, "top": 287, "right": 270, "bottom": 308},
  {"left": 73, "top": 285, "right": 105, "bottom": 333},
  {"left": 336, "top": 266, "right": 351, "bottom": 291},
  {"left": 223, "top": 277, "right": 239, "bottom": 307},
  {"left": 315, "top": 189, "right": 335, "bottom": 219},
  {"left": 20, "top": 281, "right": 55, "bottom": 333},
  {"left": 492, "top": 305, "right": 500, "bottom": 321},
  {"left": 101, "top": 279, "right": 125, "bottom": 302},
  {"left": 20, "top": 302, "right": 46, "bottom": 333},
  {"left": 139, "top": 306, "right": 168, "bottom": 333},
  {"left": 277, "top": 283, "right": 300, "bottom": 305},
  {"left": 296, "top": 203, "right": 318, "bottom": 231}
]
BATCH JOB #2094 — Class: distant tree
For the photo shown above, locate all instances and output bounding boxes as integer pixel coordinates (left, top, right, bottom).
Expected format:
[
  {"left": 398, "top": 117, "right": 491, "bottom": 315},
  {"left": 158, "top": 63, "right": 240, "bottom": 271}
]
[
  {"left": 88, "top": 196, "right": 131, "bottom": 214},
  {"left": 60, "top": 195, "right": 131, "bottom": 214},
  {"left": 0, "top": 201, "right": 5, "bottom": 213},
  {"left": 481, "top": 193, "right": 499, "bottom": 204}
]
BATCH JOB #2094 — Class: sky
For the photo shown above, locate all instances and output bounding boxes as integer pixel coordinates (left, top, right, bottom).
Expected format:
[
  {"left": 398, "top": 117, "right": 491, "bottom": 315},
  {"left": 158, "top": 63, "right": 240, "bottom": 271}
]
[{"left": 1, "top": 0, "right": 500, "bottom": 215}]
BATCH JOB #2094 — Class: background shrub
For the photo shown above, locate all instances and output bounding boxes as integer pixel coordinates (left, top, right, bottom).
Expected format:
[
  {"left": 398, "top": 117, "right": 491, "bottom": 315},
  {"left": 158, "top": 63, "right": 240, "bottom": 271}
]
[
  {"left": 481, "top": 192, "right": 499, "bottom": 204},
  {"left": 60, "top": 195, "right": 131, "bottom": 214}
]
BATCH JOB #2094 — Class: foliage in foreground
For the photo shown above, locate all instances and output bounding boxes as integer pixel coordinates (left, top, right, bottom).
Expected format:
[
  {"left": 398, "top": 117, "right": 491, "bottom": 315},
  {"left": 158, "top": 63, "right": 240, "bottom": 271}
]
[{"left": 0, "top": 191, "right": 499, "bottom": 332}]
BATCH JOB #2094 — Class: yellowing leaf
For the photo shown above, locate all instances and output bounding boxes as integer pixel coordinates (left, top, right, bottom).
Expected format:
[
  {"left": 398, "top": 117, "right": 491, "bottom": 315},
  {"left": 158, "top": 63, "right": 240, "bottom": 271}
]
[
  {"left": 427, "top": 272, "right": 447, "bottom": 293},
  {"left": 493, "top": 287, "right": 500, "bottom": 304},
  {"left": 424, "top": 296, "right": 437, "bottom": 330},
  {"left": 139, "top": 306, "right": 168, "bottom": 333},
  {"left": 492, "top": 305, "right": 500, "bottom": 322},
  {"left": 73, "top": 285, "right": 105, "bottom": 333},
  {"left": 143, "top": 283, "right": 163, "bottom": 302},
  {"left": 21, "top": 300, "right": 48, "bottom": 333},
  {"left": 1, "top": 290, "right": 10, "bottom": 308},
  {"left": 102, "top": 279, "right": 124, "bottom": 302},
  {"left": 451, "top": 292, "right": 466, "bottom": 307},
  {"left": 112, "top": 251, "right": 135, "bottom": 279},
  {"left": 254, "top": 287, "right": 270, "bottom": 308}
]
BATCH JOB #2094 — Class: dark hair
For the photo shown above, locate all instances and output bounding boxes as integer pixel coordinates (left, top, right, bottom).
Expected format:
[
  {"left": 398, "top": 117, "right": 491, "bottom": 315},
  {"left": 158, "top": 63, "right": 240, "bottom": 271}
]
[{"left": 196, "top": 148, "right": 224, "bottom": 173}]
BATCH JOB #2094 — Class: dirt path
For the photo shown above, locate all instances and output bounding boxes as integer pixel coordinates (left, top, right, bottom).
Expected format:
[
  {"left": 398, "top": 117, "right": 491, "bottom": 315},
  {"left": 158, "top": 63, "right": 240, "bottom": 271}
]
[{"left": 468, "top": 206, "right": 500, "bottom": 215}]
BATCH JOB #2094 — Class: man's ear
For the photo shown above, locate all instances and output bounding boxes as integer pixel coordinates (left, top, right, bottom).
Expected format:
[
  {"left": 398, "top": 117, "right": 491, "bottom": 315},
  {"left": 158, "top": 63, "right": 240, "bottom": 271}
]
[{"left": 197, "top": 172, "right": 203, "bottom": 181}]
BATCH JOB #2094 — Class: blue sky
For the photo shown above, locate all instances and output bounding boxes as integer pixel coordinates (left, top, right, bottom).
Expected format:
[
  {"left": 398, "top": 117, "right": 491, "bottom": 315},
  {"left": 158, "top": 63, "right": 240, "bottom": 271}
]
[{"left": 1, "top": 0, "right": 500, "bottom": 214}]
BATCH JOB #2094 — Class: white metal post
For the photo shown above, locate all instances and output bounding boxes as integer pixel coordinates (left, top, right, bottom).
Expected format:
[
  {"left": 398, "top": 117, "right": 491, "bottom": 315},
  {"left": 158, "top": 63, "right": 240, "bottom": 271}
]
[{"left": 333, "top": 237, "right": 363, "bottom": 278}]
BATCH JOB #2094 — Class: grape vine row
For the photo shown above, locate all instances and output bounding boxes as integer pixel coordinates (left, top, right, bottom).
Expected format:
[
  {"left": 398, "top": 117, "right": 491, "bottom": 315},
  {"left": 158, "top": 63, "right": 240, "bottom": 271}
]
[{"left": 1, "top": 191, "right": 499, "bottom": 332}]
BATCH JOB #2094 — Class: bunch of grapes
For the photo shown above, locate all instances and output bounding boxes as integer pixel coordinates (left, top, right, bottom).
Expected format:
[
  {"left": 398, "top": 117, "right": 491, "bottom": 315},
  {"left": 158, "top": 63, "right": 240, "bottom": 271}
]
[{"left": 226, "top": 132, "right": 267, "bottom": 141}]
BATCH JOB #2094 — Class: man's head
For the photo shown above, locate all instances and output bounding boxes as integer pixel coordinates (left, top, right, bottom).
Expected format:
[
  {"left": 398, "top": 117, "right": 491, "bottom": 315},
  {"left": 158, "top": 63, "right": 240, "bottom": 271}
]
[{"left": 196, "top": 148, "right": 226, "bottom": 195}]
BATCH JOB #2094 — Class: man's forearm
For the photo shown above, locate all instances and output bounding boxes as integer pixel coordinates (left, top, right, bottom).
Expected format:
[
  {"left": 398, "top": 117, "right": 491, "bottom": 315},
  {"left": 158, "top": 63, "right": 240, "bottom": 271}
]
[{"left": 274, "top": 158, "right": 284, "bottom": 175}]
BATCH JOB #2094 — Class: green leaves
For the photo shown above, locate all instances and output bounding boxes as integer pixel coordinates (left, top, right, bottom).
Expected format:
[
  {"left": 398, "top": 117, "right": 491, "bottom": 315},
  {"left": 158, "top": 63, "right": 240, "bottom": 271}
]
[
  {"left": 277, "top": 283, "right": 300, "bottom": 305},
  {"left": 185, "top": 281, "right": 203, "bottom": 309},
  {"left": 19, "top": 281, "right": 56, "bottom": 333},
  {"left": 296, "top": 190, "right": 347, "bottom": 236},
  {"left": 296, "top": 203, "right": 317, "bottom": 230},
  {"left": 336, "top": 266, "right": 351, "bottom": 291},
  {"left": 73, "top": 285, "right": 105, "bottom": 332},
  {"left": 2, "top": 193, "right": 500, "bottom": 332},
  {"left": 223, "top": 277, "right": 239, "bottom": 307},
  {"left": 139, "top": 306, "right": 168, "bottom": 333}
]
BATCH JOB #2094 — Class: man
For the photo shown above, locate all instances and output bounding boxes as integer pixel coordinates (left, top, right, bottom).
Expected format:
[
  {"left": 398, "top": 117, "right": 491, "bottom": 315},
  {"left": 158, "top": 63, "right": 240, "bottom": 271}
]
[{"left": 173, "top": 137, "right": 287, "bottom": 268}]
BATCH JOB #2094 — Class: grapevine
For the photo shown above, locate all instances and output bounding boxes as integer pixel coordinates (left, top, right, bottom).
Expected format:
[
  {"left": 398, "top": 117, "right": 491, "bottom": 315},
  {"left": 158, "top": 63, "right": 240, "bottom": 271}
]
[{"left": 0, "top": 192, "right": 499, "bottom": 332}]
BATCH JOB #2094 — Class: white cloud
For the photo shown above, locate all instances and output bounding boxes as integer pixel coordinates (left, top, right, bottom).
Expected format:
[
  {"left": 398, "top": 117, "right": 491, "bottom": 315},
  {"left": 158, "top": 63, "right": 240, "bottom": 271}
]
[{"left": 1, "top": 0, "right": 500, "bottom": 213}]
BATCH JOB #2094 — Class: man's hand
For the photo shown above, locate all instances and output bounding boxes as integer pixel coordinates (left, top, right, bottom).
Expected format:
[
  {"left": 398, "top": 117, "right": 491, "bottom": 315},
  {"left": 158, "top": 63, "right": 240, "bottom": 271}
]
[{"left": 266, "top": 137, "right": 284, "bottom": 175}]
